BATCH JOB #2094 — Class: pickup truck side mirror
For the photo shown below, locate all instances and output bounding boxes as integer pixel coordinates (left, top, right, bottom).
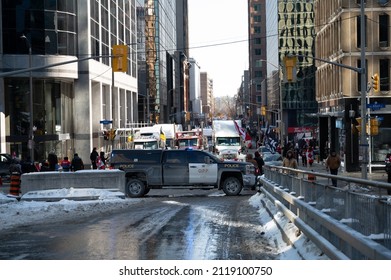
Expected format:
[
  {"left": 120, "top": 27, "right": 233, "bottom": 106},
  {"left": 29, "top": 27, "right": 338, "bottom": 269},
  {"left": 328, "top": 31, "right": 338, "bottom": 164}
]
[{"left": 204, "top": 156, "right": 212, "bottom": 164}]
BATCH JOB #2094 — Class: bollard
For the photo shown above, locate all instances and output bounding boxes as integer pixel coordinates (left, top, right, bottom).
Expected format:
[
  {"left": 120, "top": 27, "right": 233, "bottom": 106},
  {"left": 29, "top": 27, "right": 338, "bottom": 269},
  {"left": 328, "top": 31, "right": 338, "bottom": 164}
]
[{"left": 9, "top": 172, "right": 21, "bottom": 196}]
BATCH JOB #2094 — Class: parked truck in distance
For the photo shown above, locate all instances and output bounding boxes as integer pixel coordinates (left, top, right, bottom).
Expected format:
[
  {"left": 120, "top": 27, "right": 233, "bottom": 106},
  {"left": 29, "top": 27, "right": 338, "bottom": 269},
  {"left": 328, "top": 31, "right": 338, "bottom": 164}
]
[
  {"left": 110, "top": 149, "right": 257, "bottom": 197},
  {"left": 212, "top": 119, "right": 245, "bottom": 161},
  {"left": 133, "top": 126, "right": 162, "bottom": 150},
  {"left": 175, "top": 128, "right": 205, "bottom": 150}
]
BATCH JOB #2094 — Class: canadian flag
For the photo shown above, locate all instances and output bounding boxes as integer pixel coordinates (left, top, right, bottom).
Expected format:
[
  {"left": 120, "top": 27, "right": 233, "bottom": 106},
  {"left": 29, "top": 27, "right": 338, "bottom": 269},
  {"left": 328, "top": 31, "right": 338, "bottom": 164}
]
[{"left": 233, "top": 120, "right": 251, "bottom": 142}]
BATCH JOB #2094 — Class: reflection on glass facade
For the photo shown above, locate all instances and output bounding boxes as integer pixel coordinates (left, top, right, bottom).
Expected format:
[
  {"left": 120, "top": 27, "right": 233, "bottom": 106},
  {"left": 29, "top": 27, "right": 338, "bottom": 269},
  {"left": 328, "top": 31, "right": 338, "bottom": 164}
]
[
  {"left": 278, "top": 0, "right": 317, "bottom": 133},
  {"left": 2, "top": 0, "right": 77, "bottom": 55},
  {"left": 4, "top": 79, "right": 73, "bottom": 160},
  {"left": 143, "top": 0, "right": 177, "bottom": 123}
]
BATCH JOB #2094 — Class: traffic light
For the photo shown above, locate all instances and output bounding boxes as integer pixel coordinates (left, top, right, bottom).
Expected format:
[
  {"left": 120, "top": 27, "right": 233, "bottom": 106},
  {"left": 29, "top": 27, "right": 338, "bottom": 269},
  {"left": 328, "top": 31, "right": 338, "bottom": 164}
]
[
  {"left": 185, "top": 112, "right": 191, "bottom": 122},
  {"left": 261, "top": 106, "right": 266, "bottom": 116},
  {"left": 372, "top": 73, "right": 379, "bottom": 92},
  {"left": 108, "top": 129, "right": 116, "bottom": 141},
  {"left": 283, "top": 56, "right": 297, "bottom": 82},
  {"left": 355, "top": 117, "right": 362, "bottom": 133},
  {"left": 369, "top": 118, "right": 379, "bottom": 136},
  {"left": 112, "top": 45, "right": 127, "bottom": 72}
]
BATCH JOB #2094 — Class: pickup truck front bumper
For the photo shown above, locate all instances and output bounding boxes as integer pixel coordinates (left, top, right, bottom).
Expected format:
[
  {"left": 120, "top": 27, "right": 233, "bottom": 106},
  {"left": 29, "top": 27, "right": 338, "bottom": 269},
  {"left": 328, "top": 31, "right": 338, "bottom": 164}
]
[{"left": 243, "top": 174, "right": 257, "bottom": 187}]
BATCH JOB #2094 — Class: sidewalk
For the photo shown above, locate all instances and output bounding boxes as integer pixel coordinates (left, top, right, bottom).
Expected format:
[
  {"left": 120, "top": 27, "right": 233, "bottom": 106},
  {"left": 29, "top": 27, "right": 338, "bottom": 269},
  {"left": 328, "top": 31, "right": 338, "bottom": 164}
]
[{"left": 298, "top": 159, "right": 388, "bottom": 183}]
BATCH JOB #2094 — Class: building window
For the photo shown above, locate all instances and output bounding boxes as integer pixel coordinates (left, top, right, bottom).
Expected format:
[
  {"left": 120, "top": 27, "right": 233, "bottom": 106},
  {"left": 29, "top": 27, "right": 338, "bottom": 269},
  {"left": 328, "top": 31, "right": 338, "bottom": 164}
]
[
  {"left": 255, "top": 71, "right": 263, "bottom": 78},
  {"left": 356, "top": 15, "right": 367, "bottom": 48},
  {"left": 254, "top": 38, "right": 261, "bottom": 44},
  {"left": 255, "top": 59, "right": 263, "bottom": 67},
  {"left": 253, "top": 15, "right": 261, "bottom": 23},
  {"left": 253, "top": 4, "right": 261, "bottom": 12},
  {"left": 379, "top": 14, "right": 389, "bottom": 48},
  {"left": 255, "top": 49, "right": 262, "bottom": 56},
  {"left": 379, "top": 59, "right": 390, "bottom": 91},
  {"left": 254, "top": 26, "right": 261, "bottom": 34}
]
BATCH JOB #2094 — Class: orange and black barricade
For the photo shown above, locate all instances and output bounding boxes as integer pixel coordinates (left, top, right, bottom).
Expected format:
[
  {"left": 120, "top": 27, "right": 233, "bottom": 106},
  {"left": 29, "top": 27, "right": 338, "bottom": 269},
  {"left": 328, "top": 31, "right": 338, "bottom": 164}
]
[{"left": 9, "top": 172, "right": 21, "bottom": 196}]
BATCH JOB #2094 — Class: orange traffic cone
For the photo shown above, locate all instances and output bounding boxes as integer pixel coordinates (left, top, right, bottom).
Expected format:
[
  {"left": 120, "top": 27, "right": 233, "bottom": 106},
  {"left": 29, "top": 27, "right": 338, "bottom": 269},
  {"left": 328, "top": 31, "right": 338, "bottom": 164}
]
[{"left": 9, "top": 172, "right": 21, "bottom": 196}]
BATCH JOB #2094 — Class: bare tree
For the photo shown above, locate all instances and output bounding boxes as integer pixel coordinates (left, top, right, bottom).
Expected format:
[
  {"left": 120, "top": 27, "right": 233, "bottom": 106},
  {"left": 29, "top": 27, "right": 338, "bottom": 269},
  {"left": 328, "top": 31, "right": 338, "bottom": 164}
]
[{"left": 214, "top": 95, "right": 237, "bottom": 119}]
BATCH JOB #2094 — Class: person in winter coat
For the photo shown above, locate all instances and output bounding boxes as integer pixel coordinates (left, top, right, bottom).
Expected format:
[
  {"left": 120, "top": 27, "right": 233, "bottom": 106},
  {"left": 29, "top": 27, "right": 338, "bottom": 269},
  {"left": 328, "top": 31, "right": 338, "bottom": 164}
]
[
  {"left": 246, "top": 153, "right": 259, "bottom": 173},
  {"left": 325, "top": 150, "right": 341, "bottom": 187},
  {"left": 254, "top": 151, "right": 265, "bottom": 175},
  {"left": 282, "top": 150, "right": 298, "bottom": 175},
  {"left": 71, "top": 153, "right": 84, "bottom": 171},
  {"left": 61, "top": 157, "right": 71, "bottom": 172},
  {"left": 90, "top": 147, "right": 99, "bottom": 169},
  {"left": 99, "top": 151, "right": 107, "bottom": 168},
  {"left": 307, "top": 146, "right": 314, "bottom": 167}
]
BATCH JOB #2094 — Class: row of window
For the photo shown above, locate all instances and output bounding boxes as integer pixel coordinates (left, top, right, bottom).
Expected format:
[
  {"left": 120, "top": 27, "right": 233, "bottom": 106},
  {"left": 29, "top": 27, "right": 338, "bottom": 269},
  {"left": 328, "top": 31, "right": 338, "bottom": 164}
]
[{"left": 357, "top": 15, "right": 389, "bottom": 48}]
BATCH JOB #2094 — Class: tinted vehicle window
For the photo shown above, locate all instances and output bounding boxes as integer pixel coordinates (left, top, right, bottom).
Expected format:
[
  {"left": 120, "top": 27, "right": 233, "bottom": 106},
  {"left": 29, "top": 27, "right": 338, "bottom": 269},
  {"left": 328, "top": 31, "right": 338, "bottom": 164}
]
[
  {"left": 111, "top": 150, "right": 161, "bottom": 164},
  {"left": 163, "top": 151, "right": 187, "bottom": 164},
  {"left": 187, "top": 151, "right": 208, "bottom": 163}
]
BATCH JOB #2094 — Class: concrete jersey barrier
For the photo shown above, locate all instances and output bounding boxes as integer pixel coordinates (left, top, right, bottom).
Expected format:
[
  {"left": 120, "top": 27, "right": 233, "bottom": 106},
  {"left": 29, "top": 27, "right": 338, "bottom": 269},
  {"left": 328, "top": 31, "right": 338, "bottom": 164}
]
[{"left": 20, "top": 169, "right": 125, "bottom": 195}]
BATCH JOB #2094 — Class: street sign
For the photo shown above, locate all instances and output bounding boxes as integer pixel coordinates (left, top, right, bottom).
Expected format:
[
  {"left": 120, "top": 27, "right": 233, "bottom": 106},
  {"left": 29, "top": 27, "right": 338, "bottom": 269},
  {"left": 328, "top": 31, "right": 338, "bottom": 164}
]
[
  {"left": 367, "top": 103, "right": 385, "bottom": 111},
  {"left": 100, "top": 119, "right": 113, "bottom": 125}
]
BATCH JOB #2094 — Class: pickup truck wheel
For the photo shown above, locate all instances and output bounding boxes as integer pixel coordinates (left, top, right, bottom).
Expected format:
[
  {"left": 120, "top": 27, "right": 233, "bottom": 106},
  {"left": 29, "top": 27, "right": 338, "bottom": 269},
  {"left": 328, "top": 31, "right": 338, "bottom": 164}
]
[
  {"left": 143, "top": 188, "right": 151, "bottom": 195},
  {"left": 126, "top": 179, "right": 146, "bottom": 198},
  {"left": 222, "top": 177, "right": 242, "bottom": 196}
]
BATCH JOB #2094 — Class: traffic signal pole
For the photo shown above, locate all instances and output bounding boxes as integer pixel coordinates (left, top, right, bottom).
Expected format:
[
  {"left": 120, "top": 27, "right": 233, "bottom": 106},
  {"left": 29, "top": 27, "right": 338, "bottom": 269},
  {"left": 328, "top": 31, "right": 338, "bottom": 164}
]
[{"left": 359, "top": 0, "right": 368, "bottom": 179}]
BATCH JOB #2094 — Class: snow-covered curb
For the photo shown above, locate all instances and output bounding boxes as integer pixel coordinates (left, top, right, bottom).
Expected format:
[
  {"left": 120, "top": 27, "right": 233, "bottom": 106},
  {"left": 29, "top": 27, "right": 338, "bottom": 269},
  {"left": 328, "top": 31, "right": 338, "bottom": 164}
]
[{"left": 249, "top": 192, "right": 329, "bottom": 260}]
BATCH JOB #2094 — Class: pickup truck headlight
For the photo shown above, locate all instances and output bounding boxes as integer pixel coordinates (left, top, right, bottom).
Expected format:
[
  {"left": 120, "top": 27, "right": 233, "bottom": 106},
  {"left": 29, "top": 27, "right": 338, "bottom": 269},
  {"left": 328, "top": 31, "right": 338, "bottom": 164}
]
[{"left": 246, "top": 164, "right": 255, "bottom": 175}]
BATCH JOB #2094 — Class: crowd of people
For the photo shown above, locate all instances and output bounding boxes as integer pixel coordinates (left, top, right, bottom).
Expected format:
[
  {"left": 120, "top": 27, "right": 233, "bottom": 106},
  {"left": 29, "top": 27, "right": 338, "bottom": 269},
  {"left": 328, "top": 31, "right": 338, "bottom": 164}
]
[
  {"left": 8, "top": 147, "right": 109, "bottom": 176},
  {"left": 245, "top": 137, "right": 342, "bottom": 187}
]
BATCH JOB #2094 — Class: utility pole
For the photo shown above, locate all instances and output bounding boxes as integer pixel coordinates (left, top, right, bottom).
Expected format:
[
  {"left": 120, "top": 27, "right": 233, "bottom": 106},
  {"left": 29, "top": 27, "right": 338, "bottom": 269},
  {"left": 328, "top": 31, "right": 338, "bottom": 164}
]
[{"left": 359, "top": 0, "right": 368, "bottom": 179}]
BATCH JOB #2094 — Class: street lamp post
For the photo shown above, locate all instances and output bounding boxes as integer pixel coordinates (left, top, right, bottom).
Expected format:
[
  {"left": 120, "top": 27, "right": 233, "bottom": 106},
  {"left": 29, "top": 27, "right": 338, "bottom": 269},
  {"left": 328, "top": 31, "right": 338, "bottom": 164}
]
[{"left": 21, "top": 34, "right": 34, "bottom": 163}]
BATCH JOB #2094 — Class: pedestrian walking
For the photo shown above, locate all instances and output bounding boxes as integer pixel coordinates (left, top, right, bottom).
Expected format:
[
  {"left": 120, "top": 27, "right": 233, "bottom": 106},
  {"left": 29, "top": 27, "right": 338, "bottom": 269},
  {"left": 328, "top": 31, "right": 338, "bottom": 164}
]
[
  {"left": 246, "top": 153, "right": 259, "bottom": 173},
  {"left": 71, "top": 153, "right": 84, "bottom": 171},
  {"left": 90, "top": 147, "right": 99, "bottom": 169},
  {"left": 97, "top": 151, "right": 107, "bottom": 169},
  {"left": 325, "top": 150, "right": 341, "bottom": 187},
  {"left": 254, "top": 151, "right": 265, "bottom": 175},
  {"left": 48, "top": 153, "right": 59, "bottom": 171},
  {"left": 282, "top": 150, "right": 298, "bottom": 175}
]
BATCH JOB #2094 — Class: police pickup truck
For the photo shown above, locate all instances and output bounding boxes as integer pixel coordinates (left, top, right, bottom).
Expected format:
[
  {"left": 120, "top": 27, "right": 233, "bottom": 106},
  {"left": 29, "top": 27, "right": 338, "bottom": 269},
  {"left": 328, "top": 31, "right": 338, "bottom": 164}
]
[{"left": 110, "top": 149, "right": 257, "bottom": 197}]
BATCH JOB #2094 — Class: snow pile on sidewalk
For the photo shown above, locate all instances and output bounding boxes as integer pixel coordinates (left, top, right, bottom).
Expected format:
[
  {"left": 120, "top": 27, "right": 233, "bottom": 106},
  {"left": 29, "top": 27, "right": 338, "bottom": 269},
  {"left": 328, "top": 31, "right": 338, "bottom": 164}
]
[{"left": 0, "top": 189, "right": 145, "bottom": 231}]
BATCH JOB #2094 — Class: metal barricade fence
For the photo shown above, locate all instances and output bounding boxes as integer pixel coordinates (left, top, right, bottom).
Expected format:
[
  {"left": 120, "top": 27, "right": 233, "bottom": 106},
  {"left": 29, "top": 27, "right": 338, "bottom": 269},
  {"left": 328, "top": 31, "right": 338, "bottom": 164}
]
[{"left": 260, "top": 166, "right": 391, "bottom": 259}]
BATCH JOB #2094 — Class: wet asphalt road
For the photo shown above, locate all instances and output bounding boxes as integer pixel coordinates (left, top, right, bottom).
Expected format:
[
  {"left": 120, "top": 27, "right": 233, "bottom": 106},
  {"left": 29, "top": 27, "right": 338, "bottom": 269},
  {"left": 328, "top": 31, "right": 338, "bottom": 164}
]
[{"left": 0, "top": 188, "right": 278, "bottom": 260}]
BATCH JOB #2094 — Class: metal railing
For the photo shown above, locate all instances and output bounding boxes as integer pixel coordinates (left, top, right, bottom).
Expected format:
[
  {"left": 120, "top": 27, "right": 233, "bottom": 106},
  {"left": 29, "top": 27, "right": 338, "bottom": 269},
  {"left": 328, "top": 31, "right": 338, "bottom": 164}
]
[{"left": 259, "top": 165, "right": 391, "bottom": 260}]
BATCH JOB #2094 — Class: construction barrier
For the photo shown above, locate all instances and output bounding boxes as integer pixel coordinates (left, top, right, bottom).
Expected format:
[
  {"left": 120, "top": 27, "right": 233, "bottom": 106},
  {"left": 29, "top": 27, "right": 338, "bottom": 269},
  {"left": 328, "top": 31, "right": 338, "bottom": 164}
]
[{"left": 9, "top": 172, "right": 21, "bottom": 196}]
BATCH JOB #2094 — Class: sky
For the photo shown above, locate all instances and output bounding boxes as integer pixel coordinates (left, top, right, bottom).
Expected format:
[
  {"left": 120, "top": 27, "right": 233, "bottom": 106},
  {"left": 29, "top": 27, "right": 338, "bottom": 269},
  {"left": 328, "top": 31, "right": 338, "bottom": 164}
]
[{"left": 188, "top": 0, "right": 248, "bottom": 97}]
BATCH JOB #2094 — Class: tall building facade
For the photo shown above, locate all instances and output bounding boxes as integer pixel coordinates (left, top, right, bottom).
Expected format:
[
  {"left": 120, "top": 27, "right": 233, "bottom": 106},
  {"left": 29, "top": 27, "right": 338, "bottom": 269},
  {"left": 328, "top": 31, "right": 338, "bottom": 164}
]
[
  {"left": 315, "top": 0, "right": 391, "bottom": 171},
  {"left": 141, "top": 0, "right": 177, "bottom": 124},
  {"left": 278, "top": 0, "right": 318, "bottom": 142},
  {"left": 200, "top": 72, "right": 214, "bottom": 126},
  {"left": 0, "top": 0, "right": 138, "bottom": 164},
  {"left": 248, "top": 0, "right": 267, "bottom": 127},
  {"left": 136, "top": 0, "right": 189, "bottom": 126}
]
